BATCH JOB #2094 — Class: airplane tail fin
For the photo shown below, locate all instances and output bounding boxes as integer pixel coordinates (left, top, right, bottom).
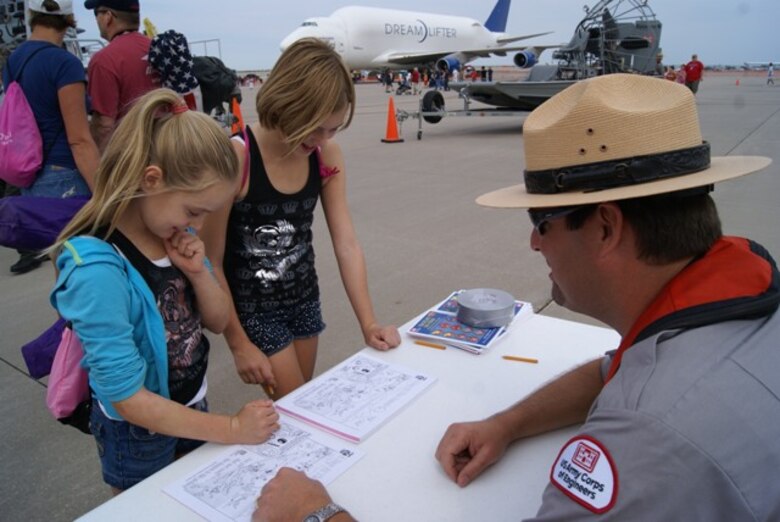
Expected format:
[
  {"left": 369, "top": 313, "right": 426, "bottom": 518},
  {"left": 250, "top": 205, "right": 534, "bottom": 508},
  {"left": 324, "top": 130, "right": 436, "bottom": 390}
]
[{"left": 484, "top": 0, "right": 511, "bottom": 33}]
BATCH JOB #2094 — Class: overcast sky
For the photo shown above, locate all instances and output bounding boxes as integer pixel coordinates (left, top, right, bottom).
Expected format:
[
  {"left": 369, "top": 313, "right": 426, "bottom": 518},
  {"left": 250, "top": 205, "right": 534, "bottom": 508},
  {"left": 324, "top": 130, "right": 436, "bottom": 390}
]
[{"left": 71, "top": 0, "right": 777, "bottom": 70}]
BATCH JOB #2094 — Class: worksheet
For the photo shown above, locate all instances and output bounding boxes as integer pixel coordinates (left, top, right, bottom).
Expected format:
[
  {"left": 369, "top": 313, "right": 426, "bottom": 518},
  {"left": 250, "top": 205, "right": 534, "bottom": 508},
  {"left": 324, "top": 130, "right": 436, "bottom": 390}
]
[
  {"left": 164, "top": 419, "right": 362, "bottom": 522},
  {"left": 275, "top": 353, "right": 436, "bottom": 442}
]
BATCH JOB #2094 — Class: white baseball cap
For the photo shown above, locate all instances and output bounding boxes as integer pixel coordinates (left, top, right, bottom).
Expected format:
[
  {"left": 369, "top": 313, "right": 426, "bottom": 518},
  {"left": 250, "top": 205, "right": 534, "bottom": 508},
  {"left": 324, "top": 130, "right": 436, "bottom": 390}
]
[{"left": 28, "top": 0, "right": 74, "bottom": 15}]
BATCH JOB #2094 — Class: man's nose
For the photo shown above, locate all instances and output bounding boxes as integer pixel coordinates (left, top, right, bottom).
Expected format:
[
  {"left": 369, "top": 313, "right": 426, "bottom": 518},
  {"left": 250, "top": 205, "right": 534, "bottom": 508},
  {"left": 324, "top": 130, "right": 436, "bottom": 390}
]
[{"left": 529, "top": 228, "right": 541, "bottom": 252}]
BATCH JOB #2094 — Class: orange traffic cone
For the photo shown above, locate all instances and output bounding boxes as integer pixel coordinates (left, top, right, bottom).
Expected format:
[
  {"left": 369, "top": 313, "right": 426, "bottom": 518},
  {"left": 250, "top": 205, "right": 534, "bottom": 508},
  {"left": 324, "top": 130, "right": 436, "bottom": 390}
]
[
  {"left": 230, "top": 96, "right": 245, "bottom": 135},
  {"left": 381, "top": 97, "right": 404, "bottom": 143}
]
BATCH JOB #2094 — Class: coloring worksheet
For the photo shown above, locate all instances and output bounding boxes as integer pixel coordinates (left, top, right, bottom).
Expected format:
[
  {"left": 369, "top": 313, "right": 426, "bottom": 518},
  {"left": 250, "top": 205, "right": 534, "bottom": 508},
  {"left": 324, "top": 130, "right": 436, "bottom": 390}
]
[
  {"left": 164, "top": 419, "right": 362, "bottom": 522},
  {"left": 276, "top": 353, "right": 436, "bottom": 442}
]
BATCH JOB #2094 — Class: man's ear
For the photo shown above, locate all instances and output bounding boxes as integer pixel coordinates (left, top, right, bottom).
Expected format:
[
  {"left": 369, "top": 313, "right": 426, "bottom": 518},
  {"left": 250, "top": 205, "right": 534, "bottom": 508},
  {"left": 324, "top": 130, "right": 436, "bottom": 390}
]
[
  {"left": 140, "top": 166, "right": 164, "bottom": 193},
  {"left": 595, "top": 203, "right": 625, "bottom": 255}
]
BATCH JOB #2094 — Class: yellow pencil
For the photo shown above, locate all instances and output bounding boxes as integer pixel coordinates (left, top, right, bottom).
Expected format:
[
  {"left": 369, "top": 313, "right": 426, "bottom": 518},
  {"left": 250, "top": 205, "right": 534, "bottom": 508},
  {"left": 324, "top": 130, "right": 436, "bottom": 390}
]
[
  {"left": 414, "top": 340, "right": 447, "bottom": 350},
  {"left": 502, "top": 355, "right": 539, "bottom": 364},
  {"left": 261, "top": 383, "right": 276, "bottom": 397}
]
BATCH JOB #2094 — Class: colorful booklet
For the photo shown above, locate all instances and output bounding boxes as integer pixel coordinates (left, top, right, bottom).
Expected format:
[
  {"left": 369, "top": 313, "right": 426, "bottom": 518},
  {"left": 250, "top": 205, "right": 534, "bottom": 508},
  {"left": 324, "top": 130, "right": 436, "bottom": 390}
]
[{"left": 407, "top": 290, "right": 533, "bottom": 354}]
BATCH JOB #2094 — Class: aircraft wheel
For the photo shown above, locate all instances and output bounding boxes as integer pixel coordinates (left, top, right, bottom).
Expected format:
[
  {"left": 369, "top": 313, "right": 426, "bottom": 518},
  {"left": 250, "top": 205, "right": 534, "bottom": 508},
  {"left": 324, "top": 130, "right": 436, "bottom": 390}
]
[
  {"left": 417, "top": 130, "right": 422, "bottom": 140},
  {"left": 422, "top": 91, "right": 445, "bottom": 124}
]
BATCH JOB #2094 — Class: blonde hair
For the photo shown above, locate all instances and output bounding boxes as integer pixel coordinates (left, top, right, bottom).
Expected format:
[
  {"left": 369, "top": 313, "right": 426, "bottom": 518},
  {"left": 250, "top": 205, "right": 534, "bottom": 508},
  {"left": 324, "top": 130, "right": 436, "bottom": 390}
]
[
  {"left": 51, "top": 88, "right": 238, "bottom": 253},
  {"left": 256, "top": 38, "right": 355, "bottom": 154}
]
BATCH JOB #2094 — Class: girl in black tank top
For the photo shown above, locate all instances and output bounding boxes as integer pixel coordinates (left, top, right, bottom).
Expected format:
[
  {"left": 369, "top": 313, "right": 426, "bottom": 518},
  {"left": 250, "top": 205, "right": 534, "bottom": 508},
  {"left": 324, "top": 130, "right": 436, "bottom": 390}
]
[{"left": 202, "top": 39, "right": 402, "bottom": 400}]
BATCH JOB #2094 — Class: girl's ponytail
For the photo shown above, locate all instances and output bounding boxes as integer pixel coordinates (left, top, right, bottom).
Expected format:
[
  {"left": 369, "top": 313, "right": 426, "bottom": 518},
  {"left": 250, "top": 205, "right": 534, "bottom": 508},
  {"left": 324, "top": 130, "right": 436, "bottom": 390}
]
[{"left": 50, "top": 88, "right": 238, "bottom": 256}]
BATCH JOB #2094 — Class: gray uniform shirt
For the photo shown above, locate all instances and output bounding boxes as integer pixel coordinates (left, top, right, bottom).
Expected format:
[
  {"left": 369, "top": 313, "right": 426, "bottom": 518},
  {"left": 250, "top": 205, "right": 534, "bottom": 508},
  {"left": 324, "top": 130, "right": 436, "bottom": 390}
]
[{"left": 530, "top": 311, "right": 780, "bottom": 521}]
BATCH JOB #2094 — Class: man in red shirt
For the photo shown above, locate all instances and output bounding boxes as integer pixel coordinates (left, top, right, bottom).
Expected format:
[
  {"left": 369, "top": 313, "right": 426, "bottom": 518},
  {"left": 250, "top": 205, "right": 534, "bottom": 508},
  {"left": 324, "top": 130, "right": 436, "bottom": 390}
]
[
  {"left": 410, "top": 67, "right": 421, "bottom": 95},
  {"left": 83, "top": 0, "right": 159, "bottom": 151},
  {"left": 684, "top": 54, "right": 704, "bottom": 94}
]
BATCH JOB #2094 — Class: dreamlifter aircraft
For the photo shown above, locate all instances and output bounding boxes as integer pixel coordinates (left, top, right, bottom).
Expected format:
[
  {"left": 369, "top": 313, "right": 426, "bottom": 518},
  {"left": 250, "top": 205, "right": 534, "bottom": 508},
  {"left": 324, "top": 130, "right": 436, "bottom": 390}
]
[{"left": 279, "top": 0, "right": 554, "bottom": 72}]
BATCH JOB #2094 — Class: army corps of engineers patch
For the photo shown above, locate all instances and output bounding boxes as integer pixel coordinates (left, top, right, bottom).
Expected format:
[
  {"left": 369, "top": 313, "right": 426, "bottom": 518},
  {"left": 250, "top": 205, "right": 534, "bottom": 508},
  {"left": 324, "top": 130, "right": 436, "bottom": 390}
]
[{"left": 550, "top": 435, "right": 618, "bottom": 513}]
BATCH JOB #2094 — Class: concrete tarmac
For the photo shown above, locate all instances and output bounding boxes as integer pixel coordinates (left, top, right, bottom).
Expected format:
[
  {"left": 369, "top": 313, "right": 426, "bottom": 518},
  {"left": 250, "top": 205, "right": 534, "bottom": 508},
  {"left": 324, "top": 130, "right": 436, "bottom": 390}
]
[{"left": 1, "top": 75, "right": 778, "bottom": 521}]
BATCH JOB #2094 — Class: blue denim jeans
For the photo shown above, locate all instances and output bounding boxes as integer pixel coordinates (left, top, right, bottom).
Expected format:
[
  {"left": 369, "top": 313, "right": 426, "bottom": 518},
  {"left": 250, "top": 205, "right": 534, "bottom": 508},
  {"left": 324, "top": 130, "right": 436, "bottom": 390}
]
[
  {"left": 21, "top": 164, "right": 90, "bottom": 198},
  {"left": 89, "top": 398, "right": 207, "bottom": 490}
]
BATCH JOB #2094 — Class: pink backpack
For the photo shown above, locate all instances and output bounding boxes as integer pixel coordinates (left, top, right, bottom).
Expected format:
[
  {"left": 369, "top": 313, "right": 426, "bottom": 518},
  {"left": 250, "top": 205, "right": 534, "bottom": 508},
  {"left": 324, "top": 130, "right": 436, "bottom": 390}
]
[
  {"left": 46, "top": 323, "right": 89, "bottom": 420},
  {"left": 0, "top": 46, "right": 48, "bottom": 188}
]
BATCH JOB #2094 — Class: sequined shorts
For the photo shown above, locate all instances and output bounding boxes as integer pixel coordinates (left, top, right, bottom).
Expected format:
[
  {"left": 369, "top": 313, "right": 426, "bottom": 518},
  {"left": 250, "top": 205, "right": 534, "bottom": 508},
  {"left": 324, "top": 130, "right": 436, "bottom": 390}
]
[{"left": 239, "top": 298, "right": 326, "bottom": 356}]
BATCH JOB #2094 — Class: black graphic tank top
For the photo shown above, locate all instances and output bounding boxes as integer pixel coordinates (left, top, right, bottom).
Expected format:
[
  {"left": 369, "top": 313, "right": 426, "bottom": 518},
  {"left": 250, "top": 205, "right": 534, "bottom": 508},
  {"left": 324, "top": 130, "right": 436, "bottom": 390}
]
[{"left": 225, "top": 126, "right": 321, "bottom": 315}]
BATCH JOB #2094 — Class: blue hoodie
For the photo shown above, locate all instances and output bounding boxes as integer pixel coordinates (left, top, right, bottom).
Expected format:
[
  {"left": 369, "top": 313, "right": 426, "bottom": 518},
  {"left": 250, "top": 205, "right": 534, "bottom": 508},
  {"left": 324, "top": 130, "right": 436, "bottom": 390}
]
[{"left": 50, "top": 236, "right": 169, "bottom": 420}]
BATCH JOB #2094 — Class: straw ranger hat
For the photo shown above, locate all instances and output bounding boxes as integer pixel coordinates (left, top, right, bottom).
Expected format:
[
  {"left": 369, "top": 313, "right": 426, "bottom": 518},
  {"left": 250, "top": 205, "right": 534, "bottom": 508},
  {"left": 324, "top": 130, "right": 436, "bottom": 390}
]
[{"left": 477, "top": 74, "right": 771, "bottom": 208}]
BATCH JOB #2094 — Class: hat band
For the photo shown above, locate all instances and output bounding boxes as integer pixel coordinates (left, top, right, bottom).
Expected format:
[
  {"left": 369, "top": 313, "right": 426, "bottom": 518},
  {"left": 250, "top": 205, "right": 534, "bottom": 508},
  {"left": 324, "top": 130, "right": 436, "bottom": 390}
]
[{"left": 524, "top": 142, "right": 711, "bottom": 194}]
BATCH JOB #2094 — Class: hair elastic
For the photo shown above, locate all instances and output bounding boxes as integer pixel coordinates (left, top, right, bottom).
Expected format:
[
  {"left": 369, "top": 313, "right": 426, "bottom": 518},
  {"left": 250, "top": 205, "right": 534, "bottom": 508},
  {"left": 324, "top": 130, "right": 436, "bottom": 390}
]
[{"left": 171, "top": 103, "right": 189, "bottom": 115}]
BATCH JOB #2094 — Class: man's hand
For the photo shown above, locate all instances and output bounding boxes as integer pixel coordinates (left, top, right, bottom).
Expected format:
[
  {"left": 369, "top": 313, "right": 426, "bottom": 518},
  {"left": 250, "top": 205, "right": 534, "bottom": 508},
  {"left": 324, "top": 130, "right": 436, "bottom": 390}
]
[
  {"left": 435, "top": 417, "right": 513, "bottom": 487},
  {"left": 253, "top": 468, "right": 333, "bottom": 522}
]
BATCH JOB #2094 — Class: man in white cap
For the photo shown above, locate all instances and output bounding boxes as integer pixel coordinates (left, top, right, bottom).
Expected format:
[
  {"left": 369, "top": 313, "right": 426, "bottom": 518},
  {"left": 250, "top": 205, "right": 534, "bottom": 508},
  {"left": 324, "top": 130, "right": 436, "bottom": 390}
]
[{"left": 251, "top": 75, "right": 779, "bottom": 521}]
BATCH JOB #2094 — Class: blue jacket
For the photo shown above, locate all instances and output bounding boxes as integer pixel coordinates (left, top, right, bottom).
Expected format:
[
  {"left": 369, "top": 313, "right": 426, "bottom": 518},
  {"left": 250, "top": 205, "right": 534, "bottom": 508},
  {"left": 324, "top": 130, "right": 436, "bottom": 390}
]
[{"left": 50, "top": 236, "right": 169, "bottom": 420}]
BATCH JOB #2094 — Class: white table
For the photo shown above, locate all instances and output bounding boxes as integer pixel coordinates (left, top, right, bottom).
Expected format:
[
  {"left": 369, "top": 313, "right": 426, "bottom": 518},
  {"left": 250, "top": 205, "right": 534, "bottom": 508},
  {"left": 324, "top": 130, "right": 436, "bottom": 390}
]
[{"left": 78, "top": 313, "right": 619, "bottom": 522}]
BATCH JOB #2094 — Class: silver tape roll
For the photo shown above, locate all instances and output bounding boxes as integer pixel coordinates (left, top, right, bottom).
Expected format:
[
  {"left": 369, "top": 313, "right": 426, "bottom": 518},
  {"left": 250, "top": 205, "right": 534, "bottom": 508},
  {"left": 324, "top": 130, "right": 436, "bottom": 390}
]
[{"left": 456, "top": 288, "right": 515, "bottom": 328}]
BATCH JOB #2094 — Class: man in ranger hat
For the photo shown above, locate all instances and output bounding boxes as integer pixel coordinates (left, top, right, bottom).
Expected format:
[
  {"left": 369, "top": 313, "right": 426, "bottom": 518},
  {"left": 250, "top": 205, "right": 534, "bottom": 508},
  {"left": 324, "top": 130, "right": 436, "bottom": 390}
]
[
  {"left": 436, "top": 73, "right": 779, "bottom": 520},
  {"left": 83, "top": 0, "right": 158, "bottom": 151},
  {"left": 251, "top": 75, "right": 779, "bottom": 521}
]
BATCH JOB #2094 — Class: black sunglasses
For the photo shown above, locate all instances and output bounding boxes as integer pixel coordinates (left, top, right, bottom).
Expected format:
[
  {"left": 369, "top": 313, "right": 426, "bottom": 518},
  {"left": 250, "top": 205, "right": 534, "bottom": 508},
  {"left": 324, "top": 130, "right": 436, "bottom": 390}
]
[
  {"left": 527, "top": 206, "right": 587, "bottom": 235},
  {"left": 93, "top": 8, "right": 112, "bottom": 17}
]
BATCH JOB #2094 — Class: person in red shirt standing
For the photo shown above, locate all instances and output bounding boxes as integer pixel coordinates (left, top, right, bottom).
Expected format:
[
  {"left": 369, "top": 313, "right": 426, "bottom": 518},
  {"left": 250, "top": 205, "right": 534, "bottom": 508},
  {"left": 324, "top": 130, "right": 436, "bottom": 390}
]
[
  {"left": 410, "top": 67, "right": 421, "bottom": 95},
  {"left": 84, "top": 0, "right": 160, "bottom": 151},
  {"left": 684, "top": 54, "right": 704, "bottom": 94}
]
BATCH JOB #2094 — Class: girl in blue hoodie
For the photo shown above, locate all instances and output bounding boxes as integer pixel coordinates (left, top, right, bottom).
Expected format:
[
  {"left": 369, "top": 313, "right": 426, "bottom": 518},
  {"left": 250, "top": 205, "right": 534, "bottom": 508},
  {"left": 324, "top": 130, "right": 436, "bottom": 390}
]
[{"left": 49, "top": 88, "right": 279, "bottom": 493}]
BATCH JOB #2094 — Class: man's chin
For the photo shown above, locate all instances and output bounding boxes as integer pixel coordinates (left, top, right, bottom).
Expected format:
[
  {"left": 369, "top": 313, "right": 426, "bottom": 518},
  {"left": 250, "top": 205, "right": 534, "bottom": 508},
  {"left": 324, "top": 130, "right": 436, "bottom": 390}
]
[{"left": 551, "top": 285, "right": 566, "bottom": 308}]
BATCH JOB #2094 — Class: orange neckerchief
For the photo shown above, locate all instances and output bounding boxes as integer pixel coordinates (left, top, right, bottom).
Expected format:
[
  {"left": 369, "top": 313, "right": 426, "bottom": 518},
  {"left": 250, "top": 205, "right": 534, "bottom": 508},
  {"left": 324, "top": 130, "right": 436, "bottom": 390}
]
[{"left": 605, "top": 237, "right": 777, "bottom": 383}]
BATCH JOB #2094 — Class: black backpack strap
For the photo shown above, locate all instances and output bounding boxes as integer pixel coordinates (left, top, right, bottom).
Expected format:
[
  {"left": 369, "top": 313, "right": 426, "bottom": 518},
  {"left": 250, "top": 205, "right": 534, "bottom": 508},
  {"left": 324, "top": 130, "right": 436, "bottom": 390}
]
[{"left": 7, "top": 43, "right": 55, "bottom": 82}]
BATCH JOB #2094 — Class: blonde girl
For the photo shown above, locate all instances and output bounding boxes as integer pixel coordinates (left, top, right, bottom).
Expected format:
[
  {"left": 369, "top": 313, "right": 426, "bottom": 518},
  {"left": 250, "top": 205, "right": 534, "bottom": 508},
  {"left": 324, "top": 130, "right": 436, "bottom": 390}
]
[
  {"left": 50, "top": 89, "right": 279, "bottom": 493},
  {"left": 202, "top": 38, "right": 401, "bottom": 399}
]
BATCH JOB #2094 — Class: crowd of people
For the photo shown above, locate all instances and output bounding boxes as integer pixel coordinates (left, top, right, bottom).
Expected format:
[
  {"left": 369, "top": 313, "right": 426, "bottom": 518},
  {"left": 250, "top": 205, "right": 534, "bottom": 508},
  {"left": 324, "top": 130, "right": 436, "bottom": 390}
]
[
  {"left": 378, "top": 64, "right": 495, "bottom": 94},
  {"left": 2, "top": 2, "right": 779, "bottom": 521}
]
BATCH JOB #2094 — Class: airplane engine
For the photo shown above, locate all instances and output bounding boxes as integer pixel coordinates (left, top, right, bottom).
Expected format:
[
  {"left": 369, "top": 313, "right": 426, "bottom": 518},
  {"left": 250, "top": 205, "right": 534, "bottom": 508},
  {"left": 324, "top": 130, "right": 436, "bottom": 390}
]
[
  {"left": 513, "top": 50, "right": 538, "bottom": 68},
  {"left": 436, "top": 56, "right": 463, "bottom": 72}
]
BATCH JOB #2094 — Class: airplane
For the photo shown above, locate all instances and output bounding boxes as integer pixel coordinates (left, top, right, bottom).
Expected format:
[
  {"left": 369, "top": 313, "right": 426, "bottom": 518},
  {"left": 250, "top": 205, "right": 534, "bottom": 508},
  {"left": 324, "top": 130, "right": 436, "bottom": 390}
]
[{"left": 279, "top": 0, "right": 555, "bottom": 72}]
